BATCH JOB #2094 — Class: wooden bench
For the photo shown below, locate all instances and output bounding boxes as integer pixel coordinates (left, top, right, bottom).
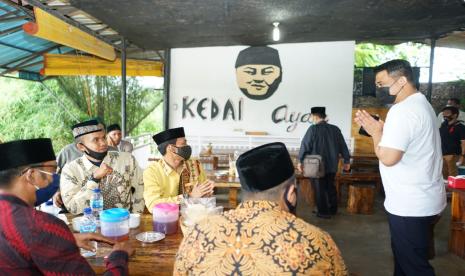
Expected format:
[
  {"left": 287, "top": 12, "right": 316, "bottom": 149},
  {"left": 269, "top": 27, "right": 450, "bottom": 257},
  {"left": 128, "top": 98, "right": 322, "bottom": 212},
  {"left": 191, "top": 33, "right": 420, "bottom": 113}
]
[{"left": 335, "top": 158, "right": 382, "bottom": 203}]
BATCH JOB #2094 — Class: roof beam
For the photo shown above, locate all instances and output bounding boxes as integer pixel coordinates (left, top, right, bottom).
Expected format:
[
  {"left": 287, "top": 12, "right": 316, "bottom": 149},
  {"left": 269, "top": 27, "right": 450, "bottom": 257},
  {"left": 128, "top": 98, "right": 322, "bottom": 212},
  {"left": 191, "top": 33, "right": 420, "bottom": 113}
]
[
  {"left": 0, "top": 0, "right": 34, "bottom": 19},
  {"left": 0, "top": 9, "right": 22, "bottom": 19},
  {"left": 0, "top": 25, "right": 23, "bottom": 36},
  {"left": 0, "top": 40, "right": 35, "bottom": 53},
  {"left": 0, "top": 44, "right": 61, "bottom": 76},
  {"left": 23, "top": 7, "right": 116, "bottom": 60},
  {"left": 0, "top": 15, "right": 28, "bottom": 22},
  {"left": 25, "top": 0, "right": 121, "bottom": 50},
  {"left": 4, "top": 59, "right": 43, "bottom": 73}
]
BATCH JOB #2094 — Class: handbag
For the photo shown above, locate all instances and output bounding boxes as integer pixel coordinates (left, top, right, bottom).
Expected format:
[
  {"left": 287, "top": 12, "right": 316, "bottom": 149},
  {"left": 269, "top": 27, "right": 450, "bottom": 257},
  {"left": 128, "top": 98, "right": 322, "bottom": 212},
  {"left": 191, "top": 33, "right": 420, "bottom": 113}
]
[
  {"left": 302, "top": 125, "right": 325, "bottom": 178},
  {"left": 303, "top": 155, "right": 325, "bottom": 178}
]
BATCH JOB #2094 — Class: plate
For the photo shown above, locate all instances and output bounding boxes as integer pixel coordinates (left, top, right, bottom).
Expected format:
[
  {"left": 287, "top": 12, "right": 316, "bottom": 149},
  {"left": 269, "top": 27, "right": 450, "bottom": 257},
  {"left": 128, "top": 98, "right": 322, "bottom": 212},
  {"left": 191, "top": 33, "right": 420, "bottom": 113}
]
[{"left": 135, "top": 231, "right": 165, "bottom": 243}]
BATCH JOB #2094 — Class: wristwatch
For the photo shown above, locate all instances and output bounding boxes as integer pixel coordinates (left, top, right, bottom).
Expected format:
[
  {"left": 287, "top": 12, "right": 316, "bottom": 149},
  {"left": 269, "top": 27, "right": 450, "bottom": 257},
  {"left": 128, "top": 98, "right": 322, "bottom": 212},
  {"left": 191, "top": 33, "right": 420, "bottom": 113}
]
[{"left": 88, "top": 174, "right": 101, "bottom": 183}]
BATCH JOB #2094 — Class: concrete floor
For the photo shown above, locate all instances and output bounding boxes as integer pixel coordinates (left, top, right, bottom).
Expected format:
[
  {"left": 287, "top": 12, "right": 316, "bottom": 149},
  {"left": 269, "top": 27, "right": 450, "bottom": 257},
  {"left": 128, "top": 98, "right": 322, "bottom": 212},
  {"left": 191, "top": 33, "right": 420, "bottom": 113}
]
[
  {"left": 296, "top": 193, "right": 465, "bottom": 276},
  {"left": 216, "top": 188, "right": 465, "bottom": 276}
]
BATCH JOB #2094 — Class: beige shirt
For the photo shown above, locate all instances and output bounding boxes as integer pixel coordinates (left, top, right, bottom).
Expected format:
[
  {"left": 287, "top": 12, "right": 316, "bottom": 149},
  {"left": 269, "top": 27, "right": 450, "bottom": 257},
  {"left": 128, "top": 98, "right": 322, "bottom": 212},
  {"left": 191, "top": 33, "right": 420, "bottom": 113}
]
[{"left": 60, "top": 151, "right": 145, "bottom": 214}]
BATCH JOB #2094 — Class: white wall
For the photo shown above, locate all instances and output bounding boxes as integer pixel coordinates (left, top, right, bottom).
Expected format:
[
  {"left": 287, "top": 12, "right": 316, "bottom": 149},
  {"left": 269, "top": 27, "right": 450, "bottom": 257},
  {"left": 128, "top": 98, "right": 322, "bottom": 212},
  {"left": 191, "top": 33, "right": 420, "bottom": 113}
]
[{"left": 169, "top": 41, "right": 355, "bottom": 139}]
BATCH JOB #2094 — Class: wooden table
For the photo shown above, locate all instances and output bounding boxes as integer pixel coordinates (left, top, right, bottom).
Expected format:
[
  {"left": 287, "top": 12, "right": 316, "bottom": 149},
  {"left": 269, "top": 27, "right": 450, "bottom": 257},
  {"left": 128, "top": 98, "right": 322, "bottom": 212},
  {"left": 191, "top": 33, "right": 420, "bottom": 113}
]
[
  {"left": 449, "top": 187, "right": 465, "bottom": 259},
  {"left": 206, "top": 170, "right": 241, "bottom": 208},
  {"left": 335, "top": 157, "right": 381, "bottom": 202},
  {"left": 82, "top": 214, "right": 183, "bottom": 276}
]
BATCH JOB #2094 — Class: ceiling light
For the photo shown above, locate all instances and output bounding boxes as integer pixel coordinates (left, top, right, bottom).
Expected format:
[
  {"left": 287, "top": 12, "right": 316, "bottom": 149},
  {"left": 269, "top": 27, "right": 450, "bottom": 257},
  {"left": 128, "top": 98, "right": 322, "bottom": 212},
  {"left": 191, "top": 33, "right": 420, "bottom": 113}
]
[{"left": 272, "top": 22, "right": 280, "bottom": 41}]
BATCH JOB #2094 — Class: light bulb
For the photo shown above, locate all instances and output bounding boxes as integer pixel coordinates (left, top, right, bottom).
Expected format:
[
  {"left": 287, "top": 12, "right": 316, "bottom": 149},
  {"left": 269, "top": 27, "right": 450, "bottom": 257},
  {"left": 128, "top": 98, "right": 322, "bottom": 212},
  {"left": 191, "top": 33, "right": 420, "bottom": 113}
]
[{"left": 272, "top": 22, "right": 280, "bottom": 41}]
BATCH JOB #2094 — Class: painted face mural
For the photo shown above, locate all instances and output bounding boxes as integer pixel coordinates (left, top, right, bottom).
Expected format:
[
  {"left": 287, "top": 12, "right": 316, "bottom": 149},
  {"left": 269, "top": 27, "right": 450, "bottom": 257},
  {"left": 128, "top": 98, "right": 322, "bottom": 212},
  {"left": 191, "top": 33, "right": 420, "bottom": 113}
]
[{"left": 235, "top": 46, "right": 282, "bottom": 100}]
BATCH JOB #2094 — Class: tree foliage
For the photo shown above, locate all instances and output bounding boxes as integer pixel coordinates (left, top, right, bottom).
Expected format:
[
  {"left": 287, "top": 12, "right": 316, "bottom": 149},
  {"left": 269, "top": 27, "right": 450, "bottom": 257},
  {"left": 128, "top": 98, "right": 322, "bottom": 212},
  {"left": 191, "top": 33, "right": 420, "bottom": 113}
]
[
  {"left": 355, "top": 42, "right": 428, "bottom": 67},
  {"left": 53, "top": 76, "right": 163, "bottom": 134},
  {"left": 0, "top": 76, "right": 163, "bottom": 152},
  {"left": 0, "top": 78, "right": 86, "bottom": 151}
]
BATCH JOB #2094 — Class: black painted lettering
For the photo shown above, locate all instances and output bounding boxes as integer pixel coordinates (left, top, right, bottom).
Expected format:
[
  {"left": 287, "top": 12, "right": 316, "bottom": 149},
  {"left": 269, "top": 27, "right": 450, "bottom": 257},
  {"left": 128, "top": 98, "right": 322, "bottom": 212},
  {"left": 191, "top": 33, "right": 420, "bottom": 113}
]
[
  {"left": 197, "top": 98, "right": 208, "bottom": 120},
  {"left": 182, "top": 97, "right": 196, "bottom": 118}
]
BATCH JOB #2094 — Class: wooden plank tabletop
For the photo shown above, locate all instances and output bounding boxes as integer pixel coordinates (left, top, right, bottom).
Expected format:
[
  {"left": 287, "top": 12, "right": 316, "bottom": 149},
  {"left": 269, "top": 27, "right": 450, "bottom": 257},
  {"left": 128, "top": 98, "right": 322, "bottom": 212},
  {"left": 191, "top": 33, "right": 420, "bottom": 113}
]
[{"left": 73, "top": 214, "right": 183, "bottom": 276}]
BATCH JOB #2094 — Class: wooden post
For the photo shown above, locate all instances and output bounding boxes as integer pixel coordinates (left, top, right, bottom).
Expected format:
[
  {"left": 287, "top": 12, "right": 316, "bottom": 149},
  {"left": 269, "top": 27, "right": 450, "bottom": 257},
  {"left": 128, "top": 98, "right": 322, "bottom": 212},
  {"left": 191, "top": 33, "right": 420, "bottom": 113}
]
[
  {"left": 449, "top": 190, "right": 465, "bottom": 259},
  {"left": 347, "top": 184, "right": 375, "bottom": 214}
]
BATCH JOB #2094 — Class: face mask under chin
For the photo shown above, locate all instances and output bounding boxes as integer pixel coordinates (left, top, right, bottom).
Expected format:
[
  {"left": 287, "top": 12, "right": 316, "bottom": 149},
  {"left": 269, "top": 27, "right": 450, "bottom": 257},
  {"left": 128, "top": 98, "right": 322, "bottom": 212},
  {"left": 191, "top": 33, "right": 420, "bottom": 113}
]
[{"left": 80, "top": 143, "right": 108, "bottom": 161}]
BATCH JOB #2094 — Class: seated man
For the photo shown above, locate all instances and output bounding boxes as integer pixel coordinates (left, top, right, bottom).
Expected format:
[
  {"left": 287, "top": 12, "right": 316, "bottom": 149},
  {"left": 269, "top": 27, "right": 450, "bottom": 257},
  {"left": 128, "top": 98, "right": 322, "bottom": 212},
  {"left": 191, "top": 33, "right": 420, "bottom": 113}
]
[
  {"left": 0, "top": 138, "right": 133, "bottom": 274},
  {"left": 107, "top": 124, "right": 134, "bottom": 153},
  {"left": 143, "top": 127, "right": 214, "bottom": 212},
  {"left": 57, "top": 121, "right": 118, "bottom": 173},
  {"left": 61, "top": 119, "right": 144, "bottom": 214},
  {"left": 174, "top": 142, "right": 347, "bottom": 275},
  {"left": 55, "top": 121, "right": 117, "bottom": 208}
]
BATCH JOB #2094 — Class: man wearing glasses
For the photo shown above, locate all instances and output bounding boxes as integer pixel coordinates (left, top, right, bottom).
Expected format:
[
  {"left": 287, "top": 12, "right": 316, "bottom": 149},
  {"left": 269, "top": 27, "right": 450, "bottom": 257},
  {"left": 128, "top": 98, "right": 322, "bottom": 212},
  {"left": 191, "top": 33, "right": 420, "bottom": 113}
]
[{"left": 0, "top": 138, "right": 133, "bottom": 274}]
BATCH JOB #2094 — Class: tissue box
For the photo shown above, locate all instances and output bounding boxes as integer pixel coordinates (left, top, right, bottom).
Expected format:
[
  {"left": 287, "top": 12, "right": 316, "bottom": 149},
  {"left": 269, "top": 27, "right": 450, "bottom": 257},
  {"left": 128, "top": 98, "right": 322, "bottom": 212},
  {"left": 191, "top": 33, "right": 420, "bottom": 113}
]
[{"left": 448, "top": 176, "right": 465, "bottom": 189}]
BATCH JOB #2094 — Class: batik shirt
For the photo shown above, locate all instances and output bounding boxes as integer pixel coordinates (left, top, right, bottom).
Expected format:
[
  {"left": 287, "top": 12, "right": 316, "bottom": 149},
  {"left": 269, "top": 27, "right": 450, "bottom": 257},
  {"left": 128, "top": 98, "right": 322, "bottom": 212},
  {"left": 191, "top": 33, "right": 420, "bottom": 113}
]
[
  {"left": 143, "top": 158, "right": 206, "bottom": 212},
  {"left": 174, "top": 200, "right": 348, "bottom": 276},
  {"left": 0, "top": 193, "right": 128, "bottom": 275},
  {"left": 61, "top": 151, "right": 145, "bottom": 214}
]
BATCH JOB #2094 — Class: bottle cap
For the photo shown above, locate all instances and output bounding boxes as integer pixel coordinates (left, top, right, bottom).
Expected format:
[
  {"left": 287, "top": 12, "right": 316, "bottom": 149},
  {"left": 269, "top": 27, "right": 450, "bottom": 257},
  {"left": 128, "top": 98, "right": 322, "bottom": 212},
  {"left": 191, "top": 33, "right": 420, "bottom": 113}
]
[
  {"left": 93, "top": 188, "right": 101, "bottom": 193},
  {"left": 83, "top": 207, "right": 92, "bottom": 215}
]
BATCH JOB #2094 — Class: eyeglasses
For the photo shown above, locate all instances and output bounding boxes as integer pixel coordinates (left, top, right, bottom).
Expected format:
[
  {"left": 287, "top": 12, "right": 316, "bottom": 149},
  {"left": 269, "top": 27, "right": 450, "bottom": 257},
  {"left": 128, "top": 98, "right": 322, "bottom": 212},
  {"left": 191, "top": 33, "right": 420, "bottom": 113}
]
[{"left": 20, "top": 164, "right": 57, "bottom": 176}]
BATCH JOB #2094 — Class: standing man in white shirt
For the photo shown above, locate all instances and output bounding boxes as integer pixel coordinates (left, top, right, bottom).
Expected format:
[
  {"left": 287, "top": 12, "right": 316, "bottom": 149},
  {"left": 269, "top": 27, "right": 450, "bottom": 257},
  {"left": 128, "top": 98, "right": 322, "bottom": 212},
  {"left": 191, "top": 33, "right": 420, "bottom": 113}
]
[{"left": 355, "top": 59, "right": 446, "bottom": 276}]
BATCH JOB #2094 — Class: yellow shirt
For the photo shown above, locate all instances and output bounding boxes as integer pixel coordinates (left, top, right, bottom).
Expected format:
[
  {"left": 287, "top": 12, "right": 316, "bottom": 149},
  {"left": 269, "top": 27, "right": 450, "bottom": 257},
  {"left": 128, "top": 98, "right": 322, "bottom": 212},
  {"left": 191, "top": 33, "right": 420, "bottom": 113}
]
[
  {"left": 143, "top": 158, "right": 206, "bottom": 212},
  {"left": 174, "top": 200, "right": 348, "bottom": 276}
]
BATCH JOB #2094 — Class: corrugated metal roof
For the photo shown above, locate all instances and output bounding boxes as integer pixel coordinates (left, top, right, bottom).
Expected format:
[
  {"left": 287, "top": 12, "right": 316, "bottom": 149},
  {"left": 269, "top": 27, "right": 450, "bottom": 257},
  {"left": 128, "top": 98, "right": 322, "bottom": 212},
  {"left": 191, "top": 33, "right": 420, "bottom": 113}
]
[{"left": 0, "top": 1, "right": 72, "bottom": 81}]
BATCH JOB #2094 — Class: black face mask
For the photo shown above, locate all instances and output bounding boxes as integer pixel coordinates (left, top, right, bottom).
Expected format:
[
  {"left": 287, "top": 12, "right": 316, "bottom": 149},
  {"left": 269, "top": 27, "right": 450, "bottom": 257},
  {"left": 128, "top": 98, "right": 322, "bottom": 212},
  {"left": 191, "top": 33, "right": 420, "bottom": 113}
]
[
  {"left": 80, "top": 143, "right": 108, "bottom": 161},
  {"left": 283, "top": 184, "right": 297, "bottom": 215},
  {"left": 173, "top": 145, "right": 192, "bottom": 160},
  {"left": 376, "top": 86, "right": 396, "bottom": 104},
  {"left": 376, "top": 78, "right": 404, "bottom": 105}
]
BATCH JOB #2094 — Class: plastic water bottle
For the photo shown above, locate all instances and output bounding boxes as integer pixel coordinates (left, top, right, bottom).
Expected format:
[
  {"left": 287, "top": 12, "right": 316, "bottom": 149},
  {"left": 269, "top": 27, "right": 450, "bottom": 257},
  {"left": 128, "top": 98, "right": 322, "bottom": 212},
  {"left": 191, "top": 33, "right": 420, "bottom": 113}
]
[
  {"left": 79, "top": 207, "right": 97, "bottom": 258},
  {"left": 90, "top": 188, "right": 103, "bottom": 227}
]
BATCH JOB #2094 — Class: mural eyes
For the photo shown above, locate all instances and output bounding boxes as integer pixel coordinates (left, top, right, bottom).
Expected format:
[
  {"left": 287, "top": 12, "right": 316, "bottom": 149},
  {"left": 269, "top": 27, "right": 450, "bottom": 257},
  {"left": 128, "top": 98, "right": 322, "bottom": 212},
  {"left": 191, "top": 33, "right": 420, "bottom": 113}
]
[
  {"left": 261, "top": 68, "right": 275, "bottom": 75},
  {"left": 243, "top": 68, "right": 256, "bottom": 75}
]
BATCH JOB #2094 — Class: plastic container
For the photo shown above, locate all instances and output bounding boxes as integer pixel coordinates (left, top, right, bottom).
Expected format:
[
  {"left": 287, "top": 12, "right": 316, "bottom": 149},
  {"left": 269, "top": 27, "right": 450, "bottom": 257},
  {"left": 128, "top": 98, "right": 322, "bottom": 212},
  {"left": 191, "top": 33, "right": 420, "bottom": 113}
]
[
  {"left": 90, "top": 188, "right": 103, "bottom": 227},
  {"left": 100, "top": 208, "right": 130, "bottom": 241},
  {"left": 79, "top": 207, "right": 97, "bottom": 257},
  {"left": 153, "top": 203, "right": 179, "bottom": 235},
  {"left": 130, "top": 213, "right": 141, "bottom": 229}
]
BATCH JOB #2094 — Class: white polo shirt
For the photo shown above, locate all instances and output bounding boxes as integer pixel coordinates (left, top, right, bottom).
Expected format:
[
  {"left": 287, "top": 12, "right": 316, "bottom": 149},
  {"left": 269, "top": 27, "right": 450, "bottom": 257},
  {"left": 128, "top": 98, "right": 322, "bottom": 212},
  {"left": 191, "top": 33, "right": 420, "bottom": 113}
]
[{"left": 379, "top": 92, "right": 446, "bottom": 217}]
